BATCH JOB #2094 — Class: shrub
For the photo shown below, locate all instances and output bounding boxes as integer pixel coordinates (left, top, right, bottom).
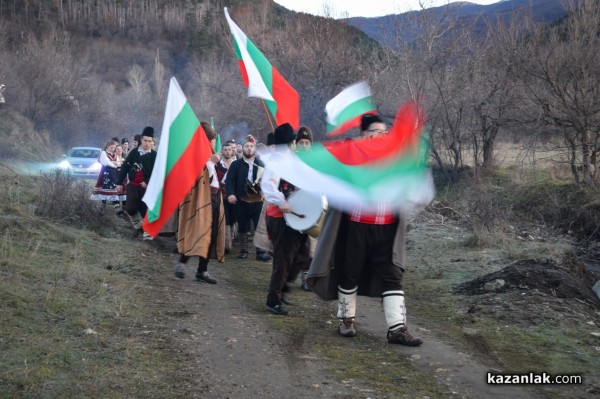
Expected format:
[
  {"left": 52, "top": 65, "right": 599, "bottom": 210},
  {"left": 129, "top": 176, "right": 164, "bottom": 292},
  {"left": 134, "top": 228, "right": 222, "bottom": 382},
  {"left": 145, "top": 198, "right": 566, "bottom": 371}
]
[{"left": 34, "top": 169, "right": 116, "bottom": 229}]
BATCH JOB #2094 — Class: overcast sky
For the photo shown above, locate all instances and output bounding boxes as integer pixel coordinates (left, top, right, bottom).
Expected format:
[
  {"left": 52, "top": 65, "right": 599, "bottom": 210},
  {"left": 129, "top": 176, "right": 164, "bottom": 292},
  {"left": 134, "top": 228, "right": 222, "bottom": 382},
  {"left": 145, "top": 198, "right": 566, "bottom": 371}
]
[{"left": 273, "top": 0, "right": 502, "bottom": 18}]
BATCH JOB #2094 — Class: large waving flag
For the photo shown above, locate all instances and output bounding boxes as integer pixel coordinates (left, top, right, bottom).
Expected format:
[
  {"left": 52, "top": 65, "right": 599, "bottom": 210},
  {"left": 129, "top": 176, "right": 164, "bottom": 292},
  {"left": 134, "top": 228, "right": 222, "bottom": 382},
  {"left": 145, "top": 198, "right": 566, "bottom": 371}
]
[
  {"left": 142, "top": 77, "right": 212, "bottom": 237},
  {"left": 326, "top": 81, "right": 377, "bottom": 137},
  {"left": 224, "top": 7, "right": 300, "bottom": 129},
  {"left": 262, "top": 103, "right": 434, "bottom": 215}
]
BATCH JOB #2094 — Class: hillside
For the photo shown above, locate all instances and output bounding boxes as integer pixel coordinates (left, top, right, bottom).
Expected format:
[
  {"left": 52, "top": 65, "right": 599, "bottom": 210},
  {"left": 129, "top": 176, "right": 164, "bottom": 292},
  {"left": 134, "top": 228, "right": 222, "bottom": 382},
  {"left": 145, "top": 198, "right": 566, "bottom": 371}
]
[
  {"left": 348, "top": 0, "right": 569, "bottom": 47},
  {"left": 0, "top": 0, "right": 376, "bottom": 153}
]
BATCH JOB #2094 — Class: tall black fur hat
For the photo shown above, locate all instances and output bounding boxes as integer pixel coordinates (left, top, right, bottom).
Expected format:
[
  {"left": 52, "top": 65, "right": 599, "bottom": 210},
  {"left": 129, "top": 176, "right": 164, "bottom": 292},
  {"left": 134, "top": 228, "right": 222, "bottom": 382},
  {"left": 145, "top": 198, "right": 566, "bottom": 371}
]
[
  {"left": 295, "top": 127, "right": 313, "bottom": 143},
  {"left": 142, "top": 126, "right": 154, "bottom": 138},
  {"left": 266, "top": 132, "right": 275, "bottom": 146},
  {"left": 360, "top": 113, "right": 384, "bottom": 132},
  {"left": 273, "top": 123, "right": 295, "bottom": 145}
]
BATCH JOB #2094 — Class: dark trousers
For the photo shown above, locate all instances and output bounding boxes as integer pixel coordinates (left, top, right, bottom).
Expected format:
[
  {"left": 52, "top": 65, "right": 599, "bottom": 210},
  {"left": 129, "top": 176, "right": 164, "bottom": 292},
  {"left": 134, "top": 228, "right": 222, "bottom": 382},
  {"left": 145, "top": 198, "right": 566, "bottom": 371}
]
[
  {"left": 235, "top": 200, "right": 262, "bottom": 234},
  {"left": 340, "top": 221, "right": 403, "bottom": 293},
  {"left": 124, "top": 184, "right": 147, "bottom": 217},
  {"left": 266, "top": 216, "right": 310, "bottom": 306},
  {"left": 223, "top": 201, "right": 236, "bottom": 226}
]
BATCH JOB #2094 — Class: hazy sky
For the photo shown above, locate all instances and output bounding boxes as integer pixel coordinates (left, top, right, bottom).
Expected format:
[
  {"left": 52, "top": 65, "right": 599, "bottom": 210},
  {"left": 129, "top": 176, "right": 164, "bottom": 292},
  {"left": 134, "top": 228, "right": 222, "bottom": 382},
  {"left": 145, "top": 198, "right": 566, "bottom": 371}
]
[{"left": 273, "top": 0, "right": 502, "bottom": 18}]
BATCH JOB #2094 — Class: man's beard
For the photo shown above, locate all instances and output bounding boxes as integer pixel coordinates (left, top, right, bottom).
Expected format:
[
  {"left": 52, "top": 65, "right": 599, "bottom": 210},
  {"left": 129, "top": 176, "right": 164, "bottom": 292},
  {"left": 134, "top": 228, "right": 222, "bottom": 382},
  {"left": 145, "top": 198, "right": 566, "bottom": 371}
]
[
  {"left": 243, "top": 150, "right": 254, "bottom": 159},
  {"left": 222, "top": 153, "right": 231, "bottom": 160}
]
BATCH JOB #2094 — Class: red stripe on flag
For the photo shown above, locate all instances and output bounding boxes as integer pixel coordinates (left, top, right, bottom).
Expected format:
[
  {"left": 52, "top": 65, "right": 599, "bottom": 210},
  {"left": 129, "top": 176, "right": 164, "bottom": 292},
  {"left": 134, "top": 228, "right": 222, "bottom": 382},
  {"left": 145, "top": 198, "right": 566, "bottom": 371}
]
[
  {"left": 143, "top": 126, "right": 212, "bottom": 237},
  {"left": 323, "top": 103, "right": 423, "bottom": 166},
  {"left": 271, "top": 66, "right": 300, "bottom": 130},
  {"left": 238, "top": 60, "right": 249, "bottom": 87}
]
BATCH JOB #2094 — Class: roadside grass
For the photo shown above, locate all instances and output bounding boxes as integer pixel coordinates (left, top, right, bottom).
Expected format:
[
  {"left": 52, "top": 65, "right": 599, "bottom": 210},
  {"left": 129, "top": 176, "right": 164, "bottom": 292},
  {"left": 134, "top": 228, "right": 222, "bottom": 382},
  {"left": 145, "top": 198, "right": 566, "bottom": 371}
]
[
  {"left": 405, "top": 166, "right": 600, "bottom": 395},
  {"left": 0, "top": 173, "right": 191, "bottom": 398}
]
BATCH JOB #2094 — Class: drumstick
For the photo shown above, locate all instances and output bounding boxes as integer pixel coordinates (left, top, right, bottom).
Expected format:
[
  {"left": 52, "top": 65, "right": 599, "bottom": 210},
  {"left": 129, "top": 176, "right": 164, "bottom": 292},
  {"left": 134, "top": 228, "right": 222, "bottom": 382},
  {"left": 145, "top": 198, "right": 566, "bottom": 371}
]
[{"left": 291, "top": 211, "right": 305, "bottom": 218}]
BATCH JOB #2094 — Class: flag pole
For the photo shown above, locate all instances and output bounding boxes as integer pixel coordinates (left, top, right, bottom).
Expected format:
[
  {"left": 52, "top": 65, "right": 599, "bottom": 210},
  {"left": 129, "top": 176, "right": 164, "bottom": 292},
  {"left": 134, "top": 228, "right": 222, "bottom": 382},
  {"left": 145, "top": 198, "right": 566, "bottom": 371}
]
[{"left": 261, "top": 99, "right": 276, "bottom": 132}]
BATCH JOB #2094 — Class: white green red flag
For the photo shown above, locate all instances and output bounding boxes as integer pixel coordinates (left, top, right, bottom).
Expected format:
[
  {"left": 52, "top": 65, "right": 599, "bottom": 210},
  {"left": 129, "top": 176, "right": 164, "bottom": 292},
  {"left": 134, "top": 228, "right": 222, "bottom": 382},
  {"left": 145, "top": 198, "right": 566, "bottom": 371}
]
[
  {"left": 262, "top": 103, "right": 434, "bottom": 214},
  {"left": 142, "top": 77, "right": 212, "bottom": 237},
  {"left": 224, "top": 7, "right": 300, "bottom": 129},
  {"left": 325, "top": 81, "right": 377, "bottom": 137}
]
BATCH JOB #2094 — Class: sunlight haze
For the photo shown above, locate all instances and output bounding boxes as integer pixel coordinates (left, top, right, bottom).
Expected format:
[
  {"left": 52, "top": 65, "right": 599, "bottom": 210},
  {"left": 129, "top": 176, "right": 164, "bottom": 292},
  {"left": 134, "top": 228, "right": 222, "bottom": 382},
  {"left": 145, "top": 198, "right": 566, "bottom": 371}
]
[{"left": 273, "top": 0, "right": 502, "bottom": 18}]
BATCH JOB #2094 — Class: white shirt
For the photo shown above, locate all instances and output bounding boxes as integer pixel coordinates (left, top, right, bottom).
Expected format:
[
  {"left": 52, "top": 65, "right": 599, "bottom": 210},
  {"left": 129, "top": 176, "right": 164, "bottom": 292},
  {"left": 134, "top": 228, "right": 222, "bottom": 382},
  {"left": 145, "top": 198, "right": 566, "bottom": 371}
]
[
  {"left": 206, "top": 160, "right": 219, "bottom": 189},
  {"left": 99, "top": 151, "right": 118, "bottom": 168}
]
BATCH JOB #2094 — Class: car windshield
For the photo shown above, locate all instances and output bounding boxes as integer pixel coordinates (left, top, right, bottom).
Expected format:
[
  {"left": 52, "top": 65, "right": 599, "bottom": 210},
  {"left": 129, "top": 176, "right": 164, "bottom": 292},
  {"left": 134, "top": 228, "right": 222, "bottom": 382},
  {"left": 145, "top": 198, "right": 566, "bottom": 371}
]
[{"left": 69, "top": 149, "right": 100, "bottom": 158}]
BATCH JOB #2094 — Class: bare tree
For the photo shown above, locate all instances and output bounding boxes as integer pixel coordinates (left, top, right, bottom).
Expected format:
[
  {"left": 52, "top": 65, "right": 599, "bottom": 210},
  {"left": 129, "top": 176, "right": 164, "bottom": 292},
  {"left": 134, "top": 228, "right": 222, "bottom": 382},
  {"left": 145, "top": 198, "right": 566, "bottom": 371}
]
[{"left": 507, "top": 0, "right": 600, "bottom": 185}]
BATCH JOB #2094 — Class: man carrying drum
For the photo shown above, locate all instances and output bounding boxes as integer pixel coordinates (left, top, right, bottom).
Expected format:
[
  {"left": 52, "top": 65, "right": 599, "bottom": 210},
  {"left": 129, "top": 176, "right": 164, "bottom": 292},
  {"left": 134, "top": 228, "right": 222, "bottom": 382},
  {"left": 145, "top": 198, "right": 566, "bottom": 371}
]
[{"left": 261, "top": 123, "right": 311, "bottom": 316}]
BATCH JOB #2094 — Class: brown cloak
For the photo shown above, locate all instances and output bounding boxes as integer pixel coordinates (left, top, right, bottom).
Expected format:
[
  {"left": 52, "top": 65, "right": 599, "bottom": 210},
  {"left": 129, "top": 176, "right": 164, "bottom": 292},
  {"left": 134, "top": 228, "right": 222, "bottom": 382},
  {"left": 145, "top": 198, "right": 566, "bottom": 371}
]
[{"left": 177, "top": 168, "right": 225, "bottom": 262}]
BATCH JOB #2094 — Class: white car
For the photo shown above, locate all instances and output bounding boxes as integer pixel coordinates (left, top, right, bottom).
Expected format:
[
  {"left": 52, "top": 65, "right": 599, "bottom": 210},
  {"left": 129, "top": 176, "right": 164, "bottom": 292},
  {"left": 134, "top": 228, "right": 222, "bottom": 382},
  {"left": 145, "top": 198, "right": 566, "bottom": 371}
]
[{"left": 58, "top": 147, "right": 102, "bottom": 177}]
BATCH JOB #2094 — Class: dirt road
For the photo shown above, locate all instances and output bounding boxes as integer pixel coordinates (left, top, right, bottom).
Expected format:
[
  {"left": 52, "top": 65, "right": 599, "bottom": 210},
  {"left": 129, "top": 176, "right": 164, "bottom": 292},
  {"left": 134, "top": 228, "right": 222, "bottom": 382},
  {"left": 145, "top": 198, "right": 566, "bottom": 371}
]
[{"left": 145, "top": 239, "right": 542, "bottom": 398}]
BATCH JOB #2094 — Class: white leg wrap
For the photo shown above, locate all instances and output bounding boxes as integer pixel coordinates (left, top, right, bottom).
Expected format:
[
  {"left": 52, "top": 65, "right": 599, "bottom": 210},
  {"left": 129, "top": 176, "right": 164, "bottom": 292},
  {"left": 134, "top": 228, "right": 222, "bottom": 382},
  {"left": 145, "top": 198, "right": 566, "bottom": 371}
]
[
  {"left": 382, "top": 290, "right": 406, "bottom": 330},
  {"left": 131, "top": 213, "right": 143, "bottom": 229},
  {"left": 225, "top": 226, "right": 232, "bottom": 250},
  {"left": 337, "top": 285, "right": 358, "bottom": 320}
]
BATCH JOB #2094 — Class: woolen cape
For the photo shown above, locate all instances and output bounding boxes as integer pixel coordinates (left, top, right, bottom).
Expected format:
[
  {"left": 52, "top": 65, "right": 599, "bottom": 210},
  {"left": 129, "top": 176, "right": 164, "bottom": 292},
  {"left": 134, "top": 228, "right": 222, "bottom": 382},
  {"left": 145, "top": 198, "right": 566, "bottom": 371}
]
[
  {"left": 177, "top": 168, "right": 226, "bottom": 262},
  {"left": 306, "top": 209, "right": 407, "bottom": 300}
]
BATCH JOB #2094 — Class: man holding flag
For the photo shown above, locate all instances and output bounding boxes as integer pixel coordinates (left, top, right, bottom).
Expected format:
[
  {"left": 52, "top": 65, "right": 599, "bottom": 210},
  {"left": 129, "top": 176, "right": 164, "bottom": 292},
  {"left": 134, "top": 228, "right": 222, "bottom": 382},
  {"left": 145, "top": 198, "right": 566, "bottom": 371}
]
[
  {"left": 116, "top": 126, "right": 157, "bottom": 238},
  {"left": 307, "top": 113, "right": 427, "bottom": 346},
  {"left": 174, "top": 121, "right": 225, "bottom": 283}
]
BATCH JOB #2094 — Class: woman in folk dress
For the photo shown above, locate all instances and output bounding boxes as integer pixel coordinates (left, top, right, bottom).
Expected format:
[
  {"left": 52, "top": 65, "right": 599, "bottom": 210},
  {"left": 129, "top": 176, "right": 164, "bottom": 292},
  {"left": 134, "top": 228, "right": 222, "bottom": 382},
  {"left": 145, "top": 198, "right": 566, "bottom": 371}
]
[{"left": 90, "top": 139, "right": 126, "bottom": 214}]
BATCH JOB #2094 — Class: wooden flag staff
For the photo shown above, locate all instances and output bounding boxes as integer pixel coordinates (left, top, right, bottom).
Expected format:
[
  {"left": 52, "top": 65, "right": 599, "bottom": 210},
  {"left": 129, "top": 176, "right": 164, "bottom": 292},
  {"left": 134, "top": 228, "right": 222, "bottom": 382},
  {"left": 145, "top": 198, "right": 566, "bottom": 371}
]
[{"left": 261, "top": 99, "right": 275, "bottom": 133}]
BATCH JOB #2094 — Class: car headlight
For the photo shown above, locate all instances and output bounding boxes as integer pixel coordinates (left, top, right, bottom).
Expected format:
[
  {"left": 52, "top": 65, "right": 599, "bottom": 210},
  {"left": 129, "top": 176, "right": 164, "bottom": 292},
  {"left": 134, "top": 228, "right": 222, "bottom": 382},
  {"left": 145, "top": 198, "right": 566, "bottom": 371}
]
[
  {"left": 90, "top": 162, "right": 102, "bottom": 171},
  {"left": 58, "top": 160, "right": 71, "bottom": 170}
]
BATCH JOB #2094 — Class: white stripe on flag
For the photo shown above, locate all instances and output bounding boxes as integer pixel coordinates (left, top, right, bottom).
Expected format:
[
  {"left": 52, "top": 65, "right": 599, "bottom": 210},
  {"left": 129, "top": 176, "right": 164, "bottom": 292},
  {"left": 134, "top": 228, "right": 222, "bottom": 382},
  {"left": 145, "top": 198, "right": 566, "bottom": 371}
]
[
  {"left": 143, "top": 77, "right": 187, "bottom": 211},
  {"left": 224, "top": 8, "right": 274, "bottom": 101},
  {"left": 325, "top": 81, "right": 372, "bottom": 125}
]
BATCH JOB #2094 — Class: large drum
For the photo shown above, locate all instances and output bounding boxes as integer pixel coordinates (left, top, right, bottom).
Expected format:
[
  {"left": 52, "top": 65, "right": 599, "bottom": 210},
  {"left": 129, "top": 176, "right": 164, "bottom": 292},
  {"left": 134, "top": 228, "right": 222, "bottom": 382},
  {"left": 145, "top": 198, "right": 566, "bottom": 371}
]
[{"left": 284, "top": 190, "right": 327, "bottom": 238}]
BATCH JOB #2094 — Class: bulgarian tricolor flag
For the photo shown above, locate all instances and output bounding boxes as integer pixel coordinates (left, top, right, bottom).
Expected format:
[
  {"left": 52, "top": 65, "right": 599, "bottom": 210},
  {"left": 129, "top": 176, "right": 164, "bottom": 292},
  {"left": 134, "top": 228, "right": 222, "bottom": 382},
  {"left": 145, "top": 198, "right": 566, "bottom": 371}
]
[
  {"left": 142, "top": 77, "right": 212, "bottom": 237},
  {"left": 224, "top": 7, "right": 300, "bottom": 129},
  {"left": 326, "top": 81, "right": 377, "bottom": 137},
  {"left": 262, "top": 102, "right": 434, "bottom": 214}
]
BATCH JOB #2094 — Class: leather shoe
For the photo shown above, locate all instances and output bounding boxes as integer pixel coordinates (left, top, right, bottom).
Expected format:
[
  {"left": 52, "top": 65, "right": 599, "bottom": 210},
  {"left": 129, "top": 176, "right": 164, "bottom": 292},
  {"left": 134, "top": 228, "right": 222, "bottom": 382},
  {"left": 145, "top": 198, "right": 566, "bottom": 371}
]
[
  {"left": 256, "top": 253, "right": 272, "bottom": 262},
  {"left": 196, "top": 271, "right": 217, "bottom": 284},
  {"left": 237, "top": 251, "right": 248, "bottom": 260},
  {"left": 300, "top": 282, "right": 312, "bottom": 292},
  {"left": 266, "top": 304, "right": 289, "bottom": 316}
]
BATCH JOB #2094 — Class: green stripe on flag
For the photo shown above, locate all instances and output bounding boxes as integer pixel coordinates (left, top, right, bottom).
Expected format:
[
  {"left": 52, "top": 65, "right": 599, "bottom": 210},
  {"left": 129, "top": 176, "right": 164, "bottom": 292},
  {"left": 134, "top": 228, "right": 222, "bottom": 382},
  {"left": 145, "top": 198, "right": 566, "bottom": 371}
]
[
  {"left": 246, "top": 40, "right": 273, "bottom": 90},
  {"left": 165, "top": 102, "right": 200, "bottom": 176},
  {"left": 297, "top": 143, "right": 425, "bottom": 195},
  {"left": 327, "top": 97, "right": 375, "bottom": 131}
]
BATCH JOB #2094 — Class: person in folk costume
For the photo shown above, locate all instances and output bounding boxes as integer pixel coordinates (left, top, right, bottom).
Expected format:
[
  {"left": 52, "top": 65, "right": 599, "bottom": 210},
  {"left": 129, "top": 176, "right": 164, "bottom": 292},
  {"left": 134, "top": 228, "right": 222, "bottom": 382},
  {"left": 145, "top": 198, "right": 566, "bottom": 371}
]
[
  {"left": 283, "top": 126, "right": 315, "bottom": 292},
  {"left": 252, "top": 132, "right": 276, "bottom": 256},
  {"left": 121, "top": 138, "right": 130, "bottom": 157},
  {"left": 174, "top": 122, "right": 226, "bottom": 284},
  {"left": 114, "top": 144, "right": 127, "bottom": 216},
  {"left": 214, "top": 140, "right": 236, "bottom": 254},
  {"left": 131, "top": 134, "right": 141, "bottom": 151},
  {"left": 116, "top": 127, "right": 157, "bottom": 239},
  {"left": 90, "top": 139, "right": 126, "bottom": 214},
  {"left": 261, "top": 123, "right": 312, "bottom": 316},
  {"left": 307, "top": 113, "right": 424, "bottom": 346},
  {"left": 225, "top": 134, "right": 272, "bottom": 262}
]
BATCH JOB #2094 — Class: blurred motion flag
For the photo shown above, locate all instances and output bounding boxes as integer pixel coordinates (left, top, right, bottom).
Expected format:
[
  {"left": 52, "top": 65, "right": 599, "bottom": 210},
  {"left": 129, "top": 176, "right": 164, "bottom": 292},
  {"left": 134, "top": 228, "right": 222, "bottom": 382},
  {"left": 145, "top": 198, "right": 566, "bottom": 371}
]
[
  {"left": 142, "top": 77, "right": 212, "bottom": 237},
  {"left": 224, "top": 7, "right": 300, "bottom": 129},
  {"left": 211, "top": 117, "right": 222, "bottom": 152},
  {"left": 326, "top": 81, "right": 377, "bottom": 137},
  {"left": 262, "top": 102, "right": 434, "bottom": 215}
]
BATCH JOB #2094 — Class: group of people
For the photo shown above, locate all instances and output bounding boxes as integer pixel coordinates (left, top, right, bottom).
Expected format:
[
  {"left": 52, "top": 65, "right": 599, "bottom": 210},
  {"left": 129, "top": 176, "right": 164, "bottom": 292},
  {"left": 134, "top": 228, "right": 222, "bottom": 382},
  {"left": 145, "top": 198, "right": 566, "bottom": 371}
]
[
  {"left": 89, "top": 115, "right": 424, "bottom": 347},
  {"left": 90, "top": 128, "right": 158, "bottom": 239}
]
